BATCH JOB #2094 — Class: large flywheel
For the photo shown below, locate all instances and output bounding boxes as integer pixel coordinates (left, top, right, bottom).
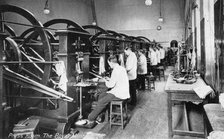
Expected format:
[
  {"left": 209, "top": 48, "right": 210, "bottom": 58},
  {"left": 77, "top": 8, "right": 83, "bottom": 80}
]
[
  {"left": 0, "top": 4, "right": 52, "bottom": 85},
  {"left": 0, "top": 4, "right": 56, "bottom": 110}
]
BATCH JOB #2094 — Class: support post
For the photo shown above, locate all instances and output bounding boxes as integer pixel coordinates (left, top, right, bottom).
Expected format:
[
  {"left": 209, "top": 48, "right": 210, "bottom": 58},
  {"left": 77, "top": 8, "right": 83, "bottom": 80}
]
[{"left": 0, "top": 12, "right": 4, "bottom": 139}]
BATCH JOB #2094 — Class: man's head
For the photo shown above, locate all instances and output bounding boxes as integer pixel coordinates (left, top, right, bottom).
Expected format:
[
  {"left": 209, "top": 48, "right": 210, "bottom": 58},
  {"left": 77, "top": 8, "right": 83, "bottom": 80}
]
[
  {"left": 108, "top": 55, "right": 118, "bottom": 69},
  {"left": 124, "top": 46, "right": 132, "bottom": 56},
  {"left": 137, "top": 49, "right": 144, "bottom": 55}
]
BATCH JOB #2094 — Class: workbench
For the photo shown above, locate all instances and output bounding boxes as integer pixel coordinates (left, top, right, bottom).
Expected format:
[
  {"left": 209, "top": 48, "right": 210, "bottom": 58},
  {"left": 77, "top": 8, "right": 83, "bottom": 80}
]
[
  {"left": 73, "top": 81, "right": 97, "bottom": 120},
  {"left": 165, "top": 74, "right": 207, "bottom": 138}
]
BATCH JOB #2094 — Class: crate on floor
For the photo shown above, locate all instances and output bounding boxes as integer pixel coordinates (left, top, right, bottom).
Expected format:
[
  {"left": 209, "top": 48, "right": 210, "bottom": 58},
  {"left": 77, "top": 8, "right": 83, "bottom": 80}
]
[{"left": 13, "top": 117, "right": 39, "bottom": 139}]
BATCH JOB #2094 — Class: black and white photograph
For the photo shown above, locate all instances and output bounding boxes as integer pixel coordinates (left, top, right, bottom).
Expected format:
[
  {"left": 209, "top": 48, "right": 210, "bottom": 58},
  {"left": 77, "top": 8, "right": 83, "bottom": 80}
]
[{"left": 0, "top": 0, "right": 223, "bottom": 139}]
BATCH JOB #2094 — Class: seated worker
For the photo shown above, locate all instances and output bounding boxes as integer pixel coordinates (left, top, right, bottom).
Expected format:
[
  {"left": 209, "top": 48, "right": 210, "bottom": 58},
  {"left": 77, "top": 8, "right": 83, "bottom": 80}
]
[{"left": 84, "top": 55, "right": 130, "bottom": 127}]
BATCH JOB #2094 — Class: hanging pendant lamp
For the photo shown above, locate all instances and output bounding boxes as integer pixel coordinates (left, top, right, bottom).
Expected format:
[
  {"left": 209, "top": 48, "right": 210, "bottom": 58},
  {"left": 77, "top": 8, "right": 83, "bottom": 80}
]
[
  {"left": 158, "top": 0, "right": 163, "bottom": 22},
  {"left": 43, "top": 0, "right": 50, "bottom": 14}
]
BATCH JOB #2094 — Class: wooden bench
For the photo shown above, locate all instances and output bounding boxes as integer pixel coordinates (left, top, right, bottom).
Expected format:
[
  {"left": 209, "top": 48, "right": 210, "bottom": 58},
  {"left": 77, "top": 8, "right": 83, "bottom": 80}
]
[
  {"left": 203, "top": 103, "right": 224, "bottom": 137},
  {"left": 13, "top": 118, "right": 39, "bottom": 139}
]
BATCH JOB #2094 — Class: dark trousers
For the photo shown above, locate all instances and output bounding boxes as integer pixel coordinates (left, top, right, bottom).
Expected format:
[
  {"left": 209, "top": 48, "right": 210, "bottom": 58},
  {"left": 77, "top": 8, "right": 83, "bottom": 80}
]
[
  {"left": 147, "top": 64, "right": 152, "bottom": 74},
  {"left": 129, "top": 79, "right": 137, "bottom": 105},
  {"left": 151, "top": 65, "right": 157, "bottom": 77},
  {"left": 137, "top": 74, "right": 146, "bottom": 90},
  {"left": 88, "top": 92, "right": 118, "bottom": 121}
]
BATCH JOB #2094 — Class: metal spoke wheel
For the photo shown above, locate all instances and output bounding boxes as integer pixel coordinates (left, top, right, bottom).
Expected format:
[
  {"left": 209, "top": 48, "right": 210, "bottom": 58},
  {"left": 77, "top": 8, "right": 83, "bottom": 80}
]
[
  {"left": 0, "top": 4, "right": 52, "bottom": 85},
  {"left": 1, "top": 5, "right": 52, "bottom": 109}
]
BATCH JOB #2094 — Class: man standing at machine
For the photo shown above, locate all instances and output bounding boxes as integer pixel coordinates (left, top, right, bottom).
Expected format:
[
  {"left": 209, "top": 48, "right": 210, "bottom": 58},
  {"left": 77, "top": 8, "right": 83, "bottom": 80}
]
[
  {"left": 84, "top": 55, "right": 130, "bottom": 127},
  {"left": 137, "top": 49, "right": 147, "bottom": 90},
  {"left": 124, "top": 46, "right": 137, "bottom": 106}
]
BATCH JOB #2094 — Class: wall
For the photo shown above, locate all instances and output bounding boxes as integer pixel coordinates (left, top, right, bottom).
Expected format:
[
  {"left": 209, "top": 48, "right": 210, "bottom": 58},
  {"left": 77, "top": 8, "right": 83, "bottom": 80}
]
[
  {"left": 185, "top": 0, "right": 216, "bottom": 89},
  {"left": 203, "top": 0, "right": 215, "bottom": 87},
  {"left": 195, "top": 0, "right": 201, "bottom": 71},
  {"left": 1, "top": 0, "right": 92, "bottom": 35},
  {"left": 1, "top": 0, "right": 185, "bottom": 47},
  {"left": 95, "top": 0, "right": 185, "bottom": 47}
]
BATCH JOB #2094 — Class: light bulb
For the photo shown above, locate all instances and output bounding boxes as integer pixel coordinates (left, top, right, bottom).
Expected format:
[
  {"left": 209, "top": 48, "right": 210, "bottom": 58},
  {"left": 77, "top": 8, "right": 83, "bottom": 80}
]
[
  {"left": 92, "top": 21, "right": 96, "bottom": 26},
  {"left": 145, "top": 0, "right": 152, "bottom": 6},
  {"left": 2, "top": 53, "right": 6, "bottom": 61},
  {"left": 158, "top": 17, "right": 163, "bottom": 22},
  {"left": 43, "top": 8, "right": 50, "bottom": 14},
  {"left": 157, "top": 25, "right": 162, "bottom": 31}
]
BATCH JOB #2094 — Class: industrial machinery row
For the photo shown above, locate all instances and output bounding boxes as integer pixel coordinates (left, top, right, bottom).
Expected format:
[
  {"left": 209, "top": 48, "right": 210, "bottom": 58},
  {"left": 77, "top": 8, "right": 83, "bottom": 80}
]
[{"left": 0, "top": 4, "right": 155, "bottom": 138}]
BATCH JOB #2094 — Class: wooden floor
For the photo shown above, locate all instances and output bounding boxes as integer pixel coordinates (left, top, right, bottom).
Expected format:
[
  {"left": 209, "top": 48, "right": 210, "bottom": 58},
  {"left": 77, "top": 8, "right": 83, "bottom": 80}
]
[{"left": 67, "top": 66, "right": 204, "bottom": 139}]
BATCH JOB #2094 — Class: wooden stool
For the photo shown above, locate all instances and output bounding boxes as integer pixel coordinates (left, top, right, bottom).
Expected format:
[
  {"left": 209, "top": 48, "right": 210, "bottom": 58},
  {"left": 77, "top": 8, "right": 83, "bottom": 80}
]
[
  {"left": 13, "top": 118, "right": 39, "bottom": 139},
  {"left": 110, "top": 99, "right": 128, "bottom": 129},
  {"left": 156, "top": 66, "right": 165, "bottom": 81},
  {"left": 145, "top": 74, "right": 155, "bottom": 91}
]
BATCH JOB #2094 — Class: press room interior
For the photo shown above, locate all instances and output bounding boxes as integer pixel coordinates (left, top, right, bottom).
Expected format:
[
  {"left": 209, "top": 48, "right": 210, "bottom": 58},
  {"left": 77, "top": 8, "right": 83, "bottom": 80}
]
[{"left": 0, "top": 0, "right": 223, "bottom": 139}]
